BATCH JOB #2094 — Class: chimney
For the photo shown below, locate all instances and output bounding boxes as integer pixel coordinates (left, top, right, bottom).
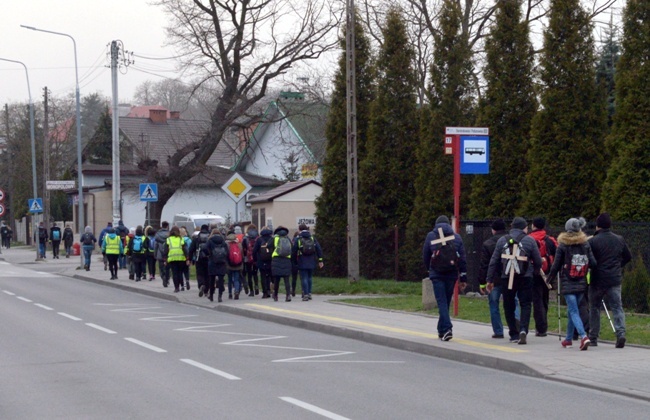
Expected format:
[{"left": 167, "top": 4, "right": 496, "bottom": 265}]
[
  {"left": 170, "top": 111, "right": 180, "bottom": 120},
  {"left": 149, "top": 109, "right": 167, "bottom": 124}
]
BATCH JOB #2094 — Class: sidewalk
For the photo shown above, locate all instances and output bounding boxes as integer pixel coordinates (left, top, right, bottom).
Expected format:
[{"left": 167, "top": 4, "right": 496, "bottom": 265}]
[{"left": 3, "top": 246, "right": 649, "bottom": 402}]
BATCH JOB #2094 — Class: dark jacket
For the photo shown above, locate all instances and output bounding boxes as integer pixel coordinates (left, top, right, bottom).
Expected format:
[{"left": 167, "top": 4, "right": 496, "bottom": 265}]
[
  {"left": 487, "top": 228, "right": 543, "bottom": 282},
  {"left": 292, "top": 230, "right": 323, "bottom": 270},
  {"left": 270, "top": 226, "right": 292, "bottom": 277},
  {"left": 154, "top": 228, "right": 170, "bottom": 261},
  {"left": 63, "top": 227, "right": 74, "bottom": 246},
  {"left": 252, "top": 227, "right": 274, "bottom": 271},
  {"left": 50, "top": 226, "right": 62, "bottom": 243},
  {"left": 588, "top": 228, "right": 632, "bottom": 288},
  {"left": 225, "top": 233, "right": 243, "bottom": 271},
  {"left": 37, "top": 226, "right": 48, "bottom": 244},
  {"left": 207, "top": 234, "right": 228, "bottom": 276},
  {"left": 478, "top": 230, "right": 508, "bottom": 288},
  {"left": 189, "top": 228, "right": 211, "bottom": 263},
  {"left": 422, "top": 222, "right": 467, "bottom": 281},
  {"left": 242, "top": 229, "right": 259, "bottom": 265},
  {"left": 546, "top": 231, "right": 597, "bottom": 295}
]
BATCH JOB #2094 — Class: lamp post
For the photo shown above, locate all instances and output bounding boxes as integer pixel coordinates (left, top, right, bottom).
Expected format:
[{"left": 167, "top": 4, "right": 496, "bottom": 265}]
[
  {"left": 0, "top": 57, "right": 39, "bottom": 261},
  {"left": 21, "top": 25, "right": 84, "bottom": 268}
]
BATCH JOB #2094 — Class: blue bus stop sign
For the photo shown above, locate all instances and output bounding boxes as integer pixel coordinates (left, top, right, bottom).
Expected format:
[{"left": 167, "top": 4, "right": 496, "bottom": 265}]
[{"left": 460, "top": 136, "right": 489, "bottom": 174}]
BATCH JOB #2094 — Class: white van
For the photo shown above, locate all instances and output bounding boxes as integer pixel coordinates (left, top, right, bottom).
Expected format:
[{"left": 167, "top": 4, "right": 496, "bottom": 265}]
[{"left": 172, "top": 212, "right": 225, "bottom": 234}]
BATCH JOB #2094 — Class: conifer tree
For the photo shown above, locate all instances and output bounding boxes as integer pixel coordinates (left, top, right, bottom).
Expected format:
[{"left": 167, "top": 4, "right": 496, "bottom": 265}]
[
  {"left": 596, "top": 18, "right": 621, "bottom": 131},
  {"left": 84, "top": 107, "right": 113, "bottom": 164},
  {"left": 404, "top": 0, "right": 475, "bottom": 279},
  {"left": 469, "top": 0, "right": 536, "bottom": 219},
  {"left": 522, "top": 0, "right": 606, "bottom": 224},
  {"left": 358, "top": 7, "right": 419, "bottom": 279},
  {"left": 601, "top": 0, "right": 650, "bottom": 220},
  {"left": 314, "top": 12, "right": 374, "bottom": 277}
]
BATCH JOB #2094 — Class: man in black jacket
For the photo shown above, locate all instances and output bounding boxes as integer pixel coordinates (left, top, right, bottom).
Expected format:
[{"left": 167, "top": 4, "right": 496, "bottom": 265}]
[
  {"left": 478, "top": 219, "right": 508, "bottom": 338},
  {"left": 588, "top": 213, "right": 632, "bottom": 348}
]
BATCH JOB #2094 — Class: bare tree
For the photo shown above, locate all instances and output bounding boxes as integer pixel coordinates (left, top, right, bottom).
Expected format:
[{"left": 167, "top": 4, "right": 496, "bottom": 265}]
[{"left": 145, "top": 0, "right": 341, "bottom": 224}]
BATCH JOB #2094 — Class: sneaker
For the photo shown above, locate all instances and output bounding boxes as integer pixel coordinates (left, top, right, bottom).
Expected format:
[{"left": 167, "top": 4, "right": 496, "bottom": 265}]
[
  {"left": 535, "top": 332, "right": 547, "bottom": 337},
  {"left": 229, "top": 294, "right": 233, "bottom": 300},
  {"left": 199, "top": 285, "right": 205, "bottom": 298},
  {"left": 518, "top": 331, "right": 527, "bottom": 345},
  {"left": 273, "top": 294, "right": 278, "bottom": 302},
  {"left": 509, "top": 337, "right": 520, "bottom": 343},
  {"left": 186, "top": 281, "right": 190, "bottom": 290},
  {"left": 208, "top": 295, "right": 214, "bottom": 302},
  {"left": 218, "top": 294, "right": 223, "bottom": 303},
  {"left": 580, "top": 336, "right": 591, "bottom": 351},
  {"left": 244, "top": 285, "right": 249, "bottom": 294},
  {"left": 255, "top": 289, "right": 259, "bottom": 295},
  {"left": 590, "top": 339, "right": 598, "bottom": 347},
  {"left": 302, "top": 296, "right": 309, "bottom": 301},
  {"left": 492, "top": 334, "right": 504, "bottom": 339},
  {"left": 308, "top": 294, "right": 312, "bottom": 300},
  {"left": 234, "top": 293, "right": 239, "bottom": 300},
  {"left": 615, "top": 336, "right": 626, "bottom": 348},
  {"left": 561, "top": 339, "right": 573, "bottom": 348},
  {"left": 286, "top": 295, "right": 292, "bottom": 302},
  {"left": 441, "top": 330, "right": 453, "bottom": 341}
]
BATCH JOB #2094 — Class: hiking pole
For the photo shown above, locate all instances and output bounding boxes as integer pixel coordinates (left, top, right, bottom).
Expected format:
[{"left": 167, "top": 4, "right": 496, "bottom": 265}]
[
  {"left": 557, "top": 274, "right": 561, "bottom": 341},
  {"left": 602, "top": 300, "right": 616, "bottom": 332}
]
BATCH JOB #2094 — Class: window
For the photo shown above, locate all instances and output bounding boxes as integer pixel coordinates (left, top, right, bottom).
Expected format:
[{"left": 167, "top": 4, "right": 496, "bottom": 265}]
[
  {"left": 252, "top": 208, "right": 259, "bottom": 227},
  {"left": 260, "top": 208, "right": 266, "bottom": 228}
]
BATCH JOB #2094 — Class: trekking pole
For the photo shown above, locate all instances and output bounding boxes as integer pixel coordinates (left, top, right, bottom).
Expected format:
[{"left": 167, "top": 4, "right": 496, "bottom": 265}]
[
  {"left": 557, "top": 274, "right": 561, "bottom": 341},
  {"left": 602, "top": 300, "right": 616, "bottom": 332}
]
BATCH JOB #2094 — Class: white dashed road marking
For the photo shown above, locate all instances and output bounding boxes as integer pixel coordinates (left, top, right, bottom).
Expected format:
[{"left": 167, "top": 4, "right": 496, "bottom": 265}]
[
  {"left": 16, "top": 296, "right": 32, "bottom": 302},
  {"left": 85, "top": 323, "right": 117, "bottom": 334},
  {"left": 34, "top": 303, "right": 53, "bottom": 310},
  {"left": 180, "top": 359, "right": 241, "bottom": 380},
  {"left": 279, "top": 397, "right": 350, "bottom": 420},
  {"left": 124, "top": 338, "right": 167, "bottom": 353},
  {"left": 58, "top": 312, "right": 82, "bottom": 321}
]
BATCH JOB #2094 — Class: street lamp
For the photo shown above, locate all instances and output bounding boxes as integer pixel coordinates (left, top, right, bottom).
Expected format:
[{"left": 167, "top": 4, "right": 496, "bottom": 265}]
[
  {"left": 0, "top": 57, "right": 39, "bottom": 261},
  {"left": 21, "top": 25, "right": 84, "bottom": 268}
]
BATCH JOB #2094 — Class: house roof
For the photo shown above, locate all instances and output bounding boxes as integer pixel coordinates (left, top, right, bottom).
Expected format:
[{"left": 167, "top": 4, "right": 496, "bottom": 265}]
[
  {"left": 119, "top": 116, "right": 239, "bottom": 168},
  {"left": 234, "top": 97, "right": 329, "bottom": 170},
  {"left": 248, "top": 179, "right": 321, "bottom": 203}
]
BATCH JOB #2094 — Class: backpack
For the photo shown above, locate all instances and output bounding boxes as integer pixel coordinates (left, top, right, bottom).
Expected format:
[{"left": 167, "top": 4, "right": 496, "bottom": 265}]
[
  {"left": 245, "top": 236, "right": 257, "bottom": 263},
  {"left": 195, "top": 232, "right": 210, "bottom": 261},
  {"left": 132, "top": 236, "right": 143, "bottom": 253},
  {"left": 429, "top": 229, "right": 459, "bottom": 273},
  {"left": 52, "top": 230, "right": 61, "bottom": 241},
  {"left": 211, "top": 244, "right": 227, "bottom": 264},
  {"left": 275, "top": 235, "right": 292, "bottom": 258},
  {"left": 228, "top": 242, "right": 243, "bottom": 265},
  {"left": 500, "top": 233, "right": 530, "bottom": 279},
  {"left": 259, "top": 237, "right": 273, "bottom": 262},
  {"left": 300, "top": 236, "right": 315, "bottom": 256},
  {"left": 147, "top": 236, "right": 156, "bottom": 251},
  {"left": 564, "top": 245, "right": 589, "bottom": 280},
  {"left": 82, "top": 232, "right": 94, "bottom": 246},
  {"left": 535, "top": 235, "right": 556, "bottom": 274},
  {"left": 39, "top": 229, "right": 46, "bottom": 240}
]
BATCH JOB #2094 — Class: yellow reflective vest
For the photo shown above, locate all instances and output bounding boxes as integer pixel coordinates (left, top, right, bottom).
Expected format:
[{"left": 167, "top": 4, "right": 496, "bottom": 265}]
[
  {"left": 104, "top": 235, "right": 121, "bottom": 255},
  {"left": 166, "top": 236, "right": 186, "bottom": 262}
]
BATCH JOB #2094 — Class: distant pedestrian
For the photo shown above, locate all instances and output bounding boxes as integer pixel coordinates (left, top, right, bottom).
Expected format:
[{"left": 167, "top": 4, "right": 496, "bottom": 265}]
[
  {"left": 422, "top": 216, "right": 468, "bottom": 341},
  {"left": 5, "top": 225, "right": 12, "bottom": 249},
  {"left": 253, "top": 226, "right": 274, "bottom": 298},
  {"left": 80, "top": 226, "right": 97, "bottom": 271},
  {"left": 144, "top": 226, "right": 156, "bottom": 280},
  {"left": 545, "top": 217, "right": 597, "bottom": 350},
  {"left": 487, "top": 217, "right": 542, "bottom": 345},
  {"left": 270, "top": 226, "right": 293, "bottom": 302},
  {"left": 36, "top": 222, "right": 48, "bottom": 259},
  {"left": 226, "top": 229, "right": 244, "bottom": 299},
  {"left": 189, "top": 224, "right": 211, "bottom": 297},
  {"left": 588, "top": 213, "right": 632, "bottom": 348},
  {"left": 242, "top": 224, "right": 260, "bottom": 297},
  {"left": 291, "top": 230, "right": 300, "bottom": 297},
  {"left": 62, "top": 223, "right": 74, "bottom": 258},
  {"left": 115, "top": 220, "right": 129, "bottom": 269},
  {"left": 50, "top": 222, "right": 62, "bottom": 259},
  {"left": 206, "top": 229, "right": 228, "bottom": 302},
  {"left": 102, "top": 227, "right": 123, "bottom": 280},
  {"left": 528, "top": 217, "right": 558, "bottom": 337},
  {"left": 127, "top": 225, "right": 147, "bottom": 282},
  {"left": 1, "top": 222, "right": 8, "bottom": 248},
  {"left": 477, "top": 219, "right": 508, "bottom": 338},
  {"left": 154, "top": 221, "right": 171, "bottom": 287},
  {"left": 164, "top": 226, "right": 189, "bottom": 293},
  {"left": 292, "top": 224, "right": 323, "bottom": 301},
  {"left": 99, "top": 222, "right": 113, "bottom": 271},
  {"left": 180, "top": 226, "right": 192, "bottom": 290}
]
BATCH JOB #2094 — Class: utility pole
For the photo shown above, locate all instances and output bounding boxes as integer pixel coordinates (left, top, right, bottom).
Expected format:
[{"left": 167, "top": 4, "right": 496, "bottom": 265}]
[
  {"left": 110, "top": 40, "right": 133, "bottom": 225},
  {"left": 346, "top": 0, "right": 359, "bottom": 283},
  {"left": 43, "top": 87, "right": 50, "bottom": 229}
]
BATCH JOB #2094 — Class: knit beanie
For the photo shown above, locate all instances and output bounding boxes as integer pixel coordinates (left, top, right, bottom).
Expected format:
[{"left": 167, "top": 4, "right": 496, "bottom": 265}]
[
  {"left": 565, "top": 217, "right": 586, "bottom": 233},
  {"left": 491, "top": 219, "right": 506, "bottom": 231},
  {"left": 596, "top": 212, "right": 612, "bottom": 229},
  {"left": 532, "top": 217, "right": 546, "bottom": 230},
  {"left": 511, "top": 217, "right": 527, "bottom": 230},
  {"left": 435, "top": 215, "right": 450, "bottom": 225}
]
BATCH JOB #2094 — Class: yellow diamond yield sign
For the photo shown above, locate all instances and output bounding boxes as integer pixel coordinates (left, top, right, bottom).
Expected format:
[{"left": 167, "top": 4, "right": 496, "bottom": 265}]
[{"left": 222, "top": 172, "right": 252, "bottom": 203}]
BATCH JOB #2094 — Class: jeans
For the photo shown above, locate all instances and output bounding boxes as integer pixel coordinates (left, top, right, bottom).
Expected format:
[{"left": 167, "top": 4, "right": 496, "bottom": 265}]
[
  {"left": 432, "top": 278, "right": 456, "bottom": 336},
  {"left": 300, "top": 269, "right": 314, "bottom": 296},
  {"left": 564, "top": 293, "right": 586, "bottom": 340},
  {"left": 82, "top": 245, "right": 94, "bottom": 268},
  {"left": 589, "top": 285, "right": 626, "bottom": 339},
  {"left": 228, "top": 270, "right": 241, "bottom": 295},
  {"left": 488, "top": 285, "right": 504, "bottom": 336},
  {"left": 119, "top": 254, "right": 127, "bottom": 269},
  {"left": 38, "top": 242, "right": 46, "bottom": 258}
]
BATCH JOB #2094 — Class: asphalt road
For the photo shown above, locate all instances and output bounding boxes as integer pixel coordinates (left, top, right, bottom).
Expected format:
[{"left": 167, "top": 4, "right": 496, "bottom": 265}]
[{"left": 1, "top": 262, "right": 649, "bottom": 419}]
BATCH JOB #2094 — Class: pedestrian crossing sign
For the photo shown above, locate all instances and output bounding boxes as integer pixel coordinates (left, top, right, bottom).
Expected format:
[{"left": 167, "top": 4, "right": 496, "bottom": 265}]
[
  {"left": 28, "top": 198, "right": 43, "bottom": 213},
  {"left": 139, "top": 183, "right": 158, "bottom": 202}
]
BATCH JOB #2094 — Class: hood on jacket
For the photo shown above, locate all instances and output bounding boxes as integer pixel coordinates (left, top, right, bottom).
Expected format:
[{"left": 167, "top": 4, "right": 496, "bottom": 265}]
[
  {"left": 528, "top": 229, "right": 548, "bottom": 241},
  {"left": 226, "top": 233, "right": 238, "bottom": 242},
  {"left": 247, "top": 229, "right": 259, "bottom": 238},
  {"left": 210, "top": 234, "right": 225, "bottom": 245},
  {"left": 433, "top": 222, "right": 454, "bottom": 237},
  {"left": 260, "top": 227, "right": 273, "bottom": 237},
  {"left": 299, "top": 231, "right": 312, "bottom": 239},
  {"left": 558, "top": 231, "right": 588, "bottom": 246},
  {"left": 274, "top": 226, "right": 289, "bottom": 236}
]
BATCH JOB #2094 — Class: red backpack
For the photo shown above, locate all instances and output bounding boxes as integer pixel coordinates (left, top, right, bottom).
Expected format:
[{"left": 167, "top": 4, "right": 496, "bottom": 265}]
[
  {"left": 535, "top": 235, "right": 557, "bottom": 274},
  {"left": 245, "top": 236, "right": 256, "bottom": 263},
  {"left": 228, "top": 242, "right": 243, "bottom": 265}
]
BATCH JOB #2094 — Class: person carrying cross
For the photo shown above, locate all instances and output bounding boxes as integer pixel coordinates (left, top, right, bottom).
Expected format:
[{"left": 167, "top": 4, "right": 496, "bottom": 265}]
[
  {"left": 422, "top": 215, "right": 468, "bottom": 342},
  {"left": 486, "top": 217, "right": 542, "bottom": 345}
]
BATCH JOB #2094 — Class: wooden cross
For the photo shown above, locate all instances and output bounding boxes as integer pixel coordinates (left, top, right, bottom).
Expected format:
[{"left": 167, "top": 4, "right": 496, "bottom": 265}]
[
  {"left": 502, "top": 243, "right": 528, "bottom": 289},
  {"left": 430, "top": 228, "right": 455, "bottom": 247}
]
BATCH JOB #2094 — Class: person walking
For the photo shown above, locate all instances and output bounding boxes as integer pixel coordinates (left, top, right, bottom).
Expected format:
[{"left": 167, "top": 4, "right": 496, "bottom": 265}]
[
  {"left": 144, "top": 226, "right": 157, "bottom": 281},
  {"left": 487, "top": 217, "right": 542, "bottom": 345},
  {"left": 226, "top": 229, "right": 244, "bottom": 299},
  {"left": 291, "top": 230, "right": 300, "bottom": 297},
  {"left": 422, "top": 216, "right": 468, "bottom": 341},
  {"left": 545, "top": 217, "right": 597, "bottom": 350},
  {"left": 62, "top": 223, "right": 74, "bottom": 258},
  {"left": 292, "top": 224, "right": 324, "bottom": 301},
  {"left": 99, "top": 222, "right": 113, "bottom": 271},
  {"left": 50, "top": 222, "right": 62, "bottom": 259},
  {"left": 206, "top": 229, "right": 228, "bottom": 302},
  {"left": 102, "top": 227, "right": 123, "bottom": 280},
  {"left": 1, "top": 222, "right": 8, "bottom": 248},
  {"left": 180, "top": 226, "right": 192, "bottom": 290},
  {"left": 528, "top": 217, "right": 558, "bottom": 337},
  {"left": 80, "top": 226, "right": 97, "bottom": 271},
  {"left": 588, "top": 212, "right": 632, "bottom": 348},
  {"left": 115, "top": 220, "right": 129, "bottom": 270},
  {"left": 164, "top": 226, "right": 189, "bottom": 293},
  {"left": 154, "top": 221, "right": 171, "bottom": 287},
  {"left": 242, "top": 224, "right": 260, "bottom": 297},
  {"left": 253, "top": 226, "right": 274, "bottom": 298},
  {"left": 189, "top": 224, "right": 211, "bottom": 297},
  {"left": 270, "top": 225, "right": 293, "bottom": 302},
  {"left": 5, "top": 225, "right": 12, "bottom": 249},
  {"left": 477, "top": 219, "right": 508, "bottom": 338},
  {"left": 36, "top": 222, "right": 48, "bottom": 259},
  {"left": 127, "top": 226, "right": 147, "bottom": 282}
]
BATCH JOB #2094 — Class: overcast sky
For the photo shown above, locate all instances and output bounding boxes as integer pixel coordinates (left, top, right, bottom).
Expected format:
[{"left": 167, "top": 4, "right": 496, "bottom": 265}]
[{"left": 1, "top": 0, "right": 179, "bottom": 106}]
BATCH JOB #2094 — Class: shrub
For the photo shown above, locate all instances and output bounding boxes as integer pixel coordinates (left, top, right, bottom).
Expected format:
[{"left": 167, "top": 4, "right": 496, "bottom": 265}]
[{"left": 621, "top": 254, "right": 650, "bottom": 314}]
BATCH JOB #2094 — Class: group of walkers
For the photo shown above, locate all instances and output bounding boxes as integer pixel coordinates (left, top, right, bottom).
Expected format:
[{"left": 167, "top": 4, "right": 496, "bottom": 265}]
[
  {"left": 76, "top": 219, "right": 324, "bottom": 303},
  {"left": 425, "top": 213, "right": 631, "bottom": 351},
  {"left": 34, "top": 221, "right": 75, "bottom": 259}
]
